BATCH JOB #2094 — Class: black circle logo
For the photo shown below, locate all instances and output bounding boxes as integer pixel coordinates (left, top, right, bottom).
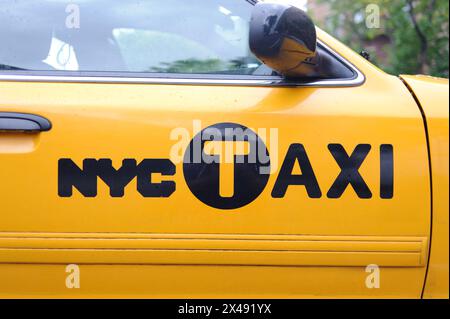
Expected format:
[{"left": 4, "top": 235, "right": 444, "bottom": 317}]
[{"left": 183, "top": 123, "right": 270, "bottom": 210}]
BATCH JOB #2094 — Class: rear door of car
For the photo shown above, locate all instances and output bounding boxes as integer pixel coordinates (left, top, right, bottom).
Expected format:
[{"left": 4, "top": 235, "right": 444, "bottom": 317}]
[{"left": 0, "top": 0, "right": 430, "bottom": 298}]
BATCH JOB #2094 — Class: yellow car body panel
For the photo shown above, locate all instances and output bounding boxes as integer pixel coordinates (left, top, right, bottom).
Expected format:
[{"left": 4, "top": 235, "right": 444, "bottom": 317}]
[
  {"left": 400, "top": 75, "right": 450, "bottom": 299},
  {"left": 0, "top": 29, "right": 445, "bottom": 298}
]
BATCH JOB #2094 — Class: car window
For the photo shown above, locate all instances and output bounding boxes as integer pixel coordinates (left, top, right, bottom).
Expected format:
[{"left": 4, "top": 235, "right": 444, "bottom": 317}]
[{"left": 0, "top": 0, "right": 266, "bottom": 75}]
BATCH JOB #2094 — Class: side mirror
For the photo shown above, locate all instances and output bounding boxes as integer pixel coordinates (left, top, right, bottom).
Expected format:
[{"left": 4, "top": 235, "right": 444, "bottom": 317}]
[{"left": 249, "top": 2, "right": 318, "bottom": 78}]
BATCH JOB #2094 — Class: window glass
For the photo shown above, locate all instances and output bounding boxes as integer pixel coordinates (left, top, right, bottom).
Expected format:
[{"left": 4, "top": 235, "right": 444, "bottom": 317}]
[{"left": 0, "top": 0, "right": 265, "bottom": 75}]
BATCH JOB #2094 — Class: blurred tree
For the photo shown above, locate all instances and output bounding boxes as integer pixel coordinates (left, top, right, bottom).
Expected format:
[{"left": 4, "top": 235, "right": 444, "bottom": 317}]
[
  {"left": 151, "top": 59, "right": 226, "bottom": 73},
  {"left": 312, "top": 0, "right": 449, "bottom": 77},
  {"left": 151, "top": 57, "right": 260, "bottom": 74}
]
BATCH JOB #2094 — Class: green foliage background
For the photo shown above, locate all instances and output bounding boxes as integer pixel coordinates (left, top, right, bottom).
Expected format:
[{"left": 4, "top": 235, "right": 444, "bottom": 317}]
[{"left": 312, "top": 0, "right": 449, "bottom": 78}]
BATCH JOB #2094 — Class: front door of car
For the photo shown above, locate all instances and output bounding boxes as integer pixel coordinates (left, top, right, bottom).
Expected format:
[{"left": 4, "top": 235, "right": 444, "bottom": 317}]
[{"left": 0, "top": 0, "right": 430, "bottom": 298}]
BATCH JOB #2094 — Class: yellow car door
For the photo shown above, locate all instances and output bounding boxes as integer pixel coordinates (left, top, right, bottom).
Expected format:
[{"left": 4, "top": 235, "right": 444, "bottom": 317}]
[{"left": 0, "top": 0, "right": 430, "bottom": 298}]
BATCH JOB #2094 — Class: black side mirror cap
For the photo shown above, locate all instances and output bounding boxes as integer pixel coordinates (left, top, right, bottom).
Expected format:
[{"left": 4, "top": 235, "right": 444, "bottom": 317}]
[{"left": 249, "top": 2, "right": 318, "bottom": 78}]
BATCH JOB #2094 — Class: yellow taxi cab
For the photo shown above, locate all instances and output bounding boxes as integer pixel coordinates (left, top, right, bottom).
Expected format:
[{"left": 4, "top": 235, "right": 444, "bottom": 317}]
[{"left": 0, "top": 0, "right": 448, "bottom": 298}]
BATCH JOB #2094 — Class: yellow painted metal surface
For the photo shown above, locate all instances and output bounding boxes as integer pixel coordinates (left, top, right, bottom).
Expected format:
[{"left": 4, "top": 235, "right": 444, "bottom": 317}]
[
  {"left": 0, "top": 264, "right": 429, "bottom": 299},
  {"left": 0, "top": 30, "right": 440, "bottom": 298},
  {"left": 401, "top": 75, "right": 449, "bottom": 299},
  {"left": 0, "top": 233, "right": 428, "bottom": 267}
]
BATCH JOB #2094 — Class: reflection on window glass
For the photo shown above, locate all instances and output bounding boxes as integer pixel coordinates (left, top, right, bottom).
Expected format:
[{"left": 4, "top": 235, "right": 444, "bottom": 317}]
[
  {"left": 0, "top": 0, "right": 264, "bottom": 75},
  {"left": 43, "top": 37, "right": 79, "bottom": 71}
]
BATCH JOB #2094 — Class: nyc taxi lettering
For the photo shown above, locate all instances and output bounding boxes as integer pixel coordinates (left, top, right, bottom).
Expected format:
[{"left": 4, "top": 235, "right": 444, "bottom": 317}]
[{"left": 58, "top": 123, "right": 394, "bottom": 209}]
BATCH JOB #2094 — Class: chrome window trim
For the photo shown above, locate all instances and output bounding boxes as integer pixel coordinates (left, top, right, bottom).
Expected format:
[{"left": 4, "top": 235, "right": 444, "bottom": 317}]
[{"left": 0, "top": 40, "right": 365, "bottom": 88}]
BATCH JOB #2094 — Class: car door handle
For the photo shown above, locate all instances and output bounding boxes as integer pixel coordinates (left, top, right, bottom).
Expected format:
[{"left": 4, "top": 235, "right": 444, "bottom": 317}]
[{"left": 0, "top": 112, "right": 52, "bottom": 133}]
